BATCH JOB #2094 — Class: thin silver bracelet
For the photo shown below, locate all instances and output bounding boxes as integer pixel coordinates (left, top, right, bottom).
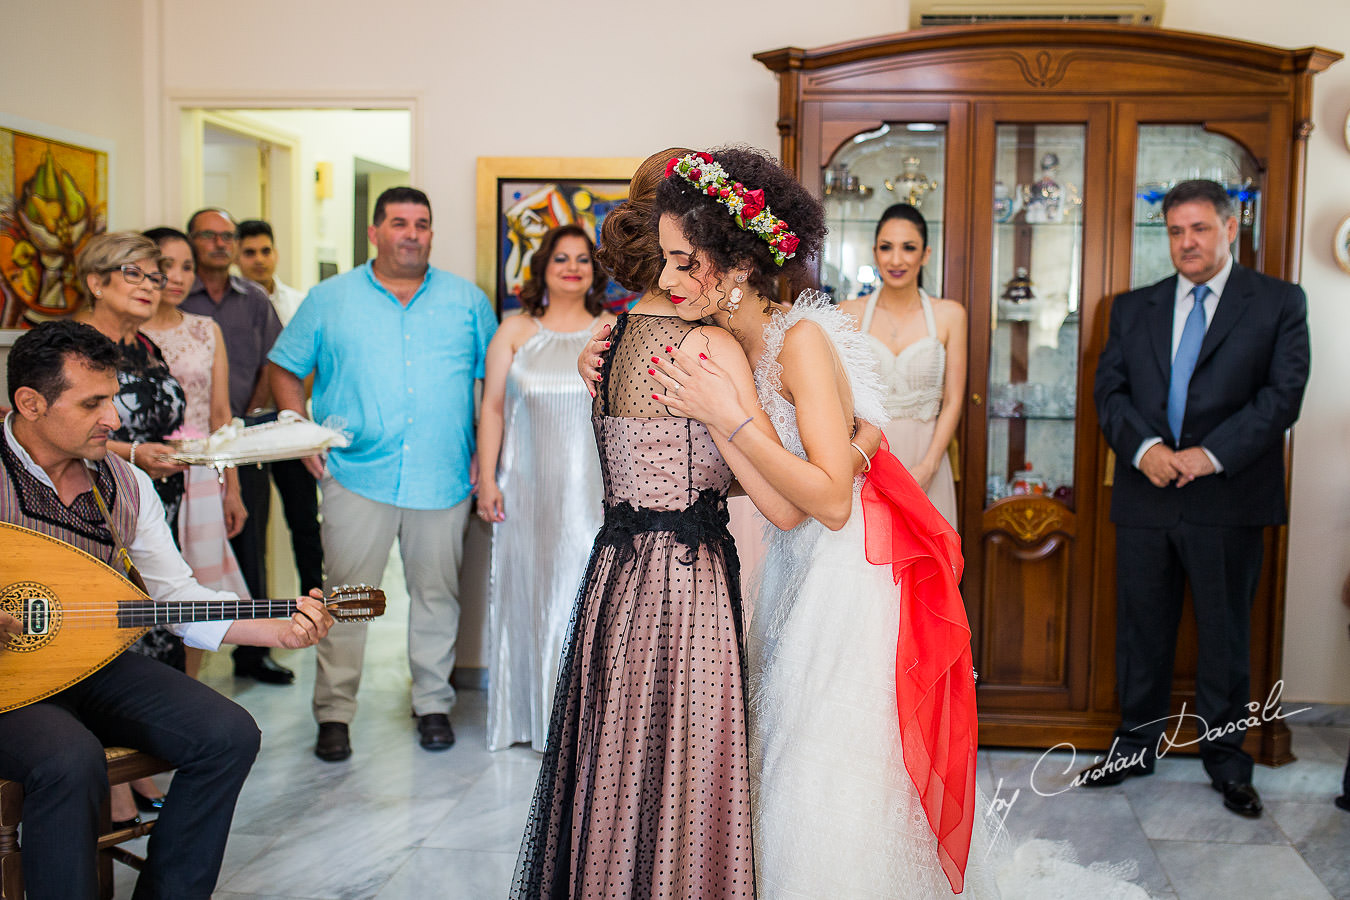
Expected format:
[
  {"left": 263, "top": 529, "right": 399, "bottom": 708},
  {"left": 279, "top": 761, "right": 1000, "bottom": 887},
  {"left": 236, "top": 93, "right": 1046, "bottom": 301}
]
[
  {"left": 727, "top": 416, "right": 754, "bottom": 442},
  {"left": 129, "top": 441, "right": 141, "bottom": 469},
  {"left": 850, "top": 441, "right": 872, "bottom": 473}
]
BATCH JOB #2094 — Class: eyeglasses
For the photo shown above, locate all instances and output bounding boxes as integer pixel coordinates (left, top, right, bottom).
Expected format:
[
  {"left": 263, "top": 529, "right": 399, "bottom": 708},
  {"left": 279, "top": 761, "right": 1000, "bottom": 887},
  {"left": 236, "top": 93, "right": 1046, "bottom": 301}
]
[
  {"left": 191, "top": 229, "right": 237, "bottom": 243},
  {"left": 114, "top": 264, "right": 169, "bottom": 289}
]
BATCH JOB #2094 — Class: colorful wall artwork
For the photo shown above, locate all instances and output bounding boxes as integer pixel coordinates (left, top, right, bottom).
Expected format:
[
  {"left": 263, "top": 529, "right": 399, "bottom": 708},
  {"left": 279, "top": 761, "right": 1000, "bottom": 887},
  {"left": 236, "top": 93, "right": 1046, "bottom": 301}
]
[
  {"left": 0, "top": 121, "right": 108, "bottom": 328},
  {"left": 476, "top": 158, "right": 643, "bottom": 317},
  {"left": 498, "top": 179, "right": 634, "bottom": 314}
]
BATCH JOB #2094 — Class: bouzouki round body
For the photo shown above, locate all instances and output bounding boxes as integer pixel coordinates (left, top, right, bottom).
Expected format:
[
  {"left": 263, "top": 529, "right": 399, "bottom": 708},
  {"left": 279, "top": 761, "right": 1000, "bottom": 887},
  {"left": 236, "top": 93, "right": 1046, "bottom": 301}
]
[{"left": 0, "top": 521, "right": 150, "bottom": 713}]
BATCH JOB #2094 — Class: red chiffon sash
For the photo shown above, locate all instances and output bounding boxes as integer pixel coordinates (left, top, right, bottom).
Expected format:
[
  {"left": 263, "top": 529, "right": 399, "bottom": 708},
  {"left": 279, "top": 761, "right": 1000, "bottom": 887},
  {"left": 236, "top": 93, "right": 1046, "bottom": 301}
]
[{"left": 861, "top": 441, "right": 976, "bottom": 894}]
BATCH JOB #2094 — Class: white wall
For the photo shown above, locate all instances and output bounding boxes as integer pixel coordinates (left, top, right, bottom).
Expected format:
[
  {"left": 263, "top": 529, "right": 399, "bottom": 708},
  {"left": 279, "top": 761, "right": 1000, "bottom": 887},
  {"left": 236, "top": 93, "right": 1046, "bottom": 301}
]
[
  {"left": 7, "top": 0, "right": 1345, "bottom": 698},
  {"left": 0, "top": 0, "right": 146, "bottom": 229}
]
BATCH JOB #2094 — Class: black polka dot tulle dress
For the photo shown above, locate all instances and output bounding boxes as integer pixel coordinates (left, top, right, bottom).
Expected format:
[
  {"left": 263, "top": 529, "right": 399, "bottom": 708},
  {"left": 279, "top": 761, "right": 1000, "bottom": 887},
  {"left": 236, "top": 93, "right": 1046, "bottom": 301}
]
[{"left": 511, "top": 313, "right": 755, "bottom": 899}]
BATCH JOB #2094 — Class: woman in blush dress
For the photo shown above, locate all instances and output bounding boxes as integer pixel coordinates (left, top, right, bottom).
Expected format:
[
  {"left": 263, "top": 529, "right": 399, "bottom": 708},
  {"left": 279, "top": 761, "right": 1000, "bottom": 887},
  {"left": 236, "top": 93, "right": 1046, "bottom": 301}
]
[
  {"left": 838, "top": 203, "right": 965, "bottom": 527},
  {"left": 140, "top": 227, "right": 251, "bottom": 666},
  {"left": 476, "top": 225, "right": 614, "bottom": 752},
  {"left": 511, "top": 149, "right": 848, "bottom": 899}
]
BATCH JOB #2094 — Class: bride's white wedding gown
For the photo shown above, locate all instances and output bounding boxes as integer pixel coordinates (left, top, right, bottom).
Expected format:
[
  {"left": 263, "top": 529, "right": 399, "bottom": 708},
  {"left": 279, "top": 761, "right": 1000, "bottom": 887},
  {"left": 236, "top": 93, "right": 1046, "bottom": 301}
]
[{"left": 746, "top": 292, "right": 1149, "bottom": 900}]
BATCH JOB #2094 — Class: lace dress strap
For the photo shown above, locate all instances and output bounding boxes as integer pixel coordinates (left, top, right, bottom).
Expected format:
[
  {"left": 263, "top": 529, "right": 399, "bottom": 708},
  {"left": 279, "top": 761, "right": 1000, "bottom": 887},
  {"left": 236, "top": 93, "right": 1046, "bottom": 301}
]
[{"left": 859, "top": 290, "right": 882, "bottom": 334}]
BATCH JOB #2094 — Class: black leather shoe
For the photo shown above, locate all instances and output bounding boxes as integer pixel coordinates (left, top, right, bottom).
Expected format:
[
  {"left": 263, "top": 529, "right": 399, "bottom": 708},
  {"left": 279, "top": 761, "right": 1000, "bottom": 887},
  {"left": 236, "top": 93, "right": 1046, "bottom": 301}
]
[
  {"left": 110, "top": 814, "right": 142, "bottom": 830},
  {"left": 1213, "top": 780, "right": 1263, "bottom": 818},
  {"left": 234, "top": 653, "right": 295, "bottom": 685},
  {"left": 315, "top": 722, "right": 352, "bottom": 762},
  {"left": 132, "top": 789, "right": 165, "bottom": 813},
  {"left": 1334, "top": 795, "right": 1350, "bottom": 812},
  {"left": 417, "top": 713, "right": 455, "bottom": 751},
  {"left": 1076, "top": 756, "right": 1154, "bottom": 788}
]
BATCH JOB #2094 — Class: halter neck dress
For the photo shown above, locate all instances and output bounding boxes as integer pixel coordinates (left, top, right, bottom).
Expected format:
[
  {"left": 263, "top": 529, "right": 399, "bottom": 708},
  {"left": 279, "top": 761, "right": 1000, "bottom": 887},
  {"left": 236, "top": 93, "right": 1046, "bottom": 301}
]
[{"left": 858, "top": 289, "right": 958, "bottom": 526}]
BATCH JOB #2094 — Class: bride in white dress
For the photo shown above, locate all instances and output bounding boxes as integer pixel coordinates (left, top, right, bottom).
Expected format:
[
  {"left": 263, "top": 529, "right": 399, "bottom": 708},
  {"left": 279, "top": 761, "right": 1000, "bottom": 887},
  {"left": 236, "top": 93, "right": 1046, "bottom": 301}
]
[{"left": 648, "top": 147, "right": 1149, "bottom": 900}]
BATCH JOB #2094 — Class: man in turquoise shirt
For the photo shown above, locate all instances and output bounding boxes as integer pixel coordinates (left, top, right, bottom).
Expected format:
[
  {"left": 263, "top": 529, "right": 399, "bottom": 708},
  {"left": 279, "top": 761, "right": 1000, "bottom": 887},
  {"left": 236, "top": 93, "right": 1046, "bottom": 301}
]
[{"left": 269, "top": 187, "right": 497, "bottom": 761}]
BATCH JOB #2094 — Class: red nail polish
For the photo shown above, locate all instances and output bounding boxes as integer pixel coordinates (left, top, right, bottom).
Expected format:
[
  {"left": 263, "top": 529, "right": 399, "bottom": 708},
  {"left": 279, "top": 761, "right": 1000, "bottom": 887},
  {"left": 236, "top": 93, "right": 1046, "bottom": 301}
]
[
  {"left": 665, "top": 346, "right": 673, "bottom": 353},
  {"left": 596, "top": 374, "right": 602, "bottom": 381},
  {"left": 648, "top": 368, "right": 655, "bottom": 375},
  {"left": 604, "top": 342, "right": 611, "bottom": 348},
  {"left": 651, "top": 356, "right": 660, "bottom": 364},
  {"left": 652, "top": 393, "right": 659, "bottom": 400},
  {"left": 699, "top": 353, "right": 707, "bottom": 360}
]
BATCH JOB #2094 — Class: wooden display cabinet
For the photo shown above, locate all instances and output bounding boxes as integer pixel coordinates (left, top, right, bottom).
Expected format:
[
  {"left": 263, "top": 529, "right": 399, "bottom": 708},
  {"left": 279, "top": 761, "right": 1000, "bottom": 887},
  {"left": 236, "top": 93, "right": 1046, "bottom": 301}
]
[{"left": 756, "top": 25, "right": 1338, "bottom": 764}]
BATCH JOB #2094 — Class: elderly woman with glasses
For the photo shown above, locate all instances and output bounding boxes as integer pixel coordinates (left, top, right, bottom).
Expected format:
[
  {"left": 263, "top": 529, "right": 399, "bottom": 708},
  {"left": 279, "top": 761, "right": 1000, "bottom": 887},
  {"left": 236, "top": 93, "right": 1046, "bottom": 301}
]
[{"left": 73, "top": 231, "right": 190, "bottom": 646}]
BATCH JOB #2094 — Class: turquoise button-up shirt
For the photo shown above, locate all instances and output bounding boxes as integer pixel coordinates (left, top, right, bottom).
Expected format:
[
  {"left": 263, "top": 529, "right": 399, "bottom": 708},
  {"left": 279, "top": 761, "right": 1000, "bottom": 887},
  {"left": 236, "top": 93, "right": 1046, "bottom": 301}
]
[{"left": 269, "top": 262, "right": 497, "bottom": 510}]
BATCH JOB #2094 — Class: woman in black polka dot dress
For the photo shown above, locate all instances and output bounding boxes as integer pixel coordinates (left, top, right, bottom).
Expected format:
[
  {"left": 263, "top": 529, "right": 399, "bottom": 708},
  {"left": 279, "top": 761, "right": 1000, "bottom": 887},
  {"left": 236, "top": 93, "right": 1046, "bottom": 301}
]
[{"left": 511, "top": 150, "right": 818, "bottom": 899}]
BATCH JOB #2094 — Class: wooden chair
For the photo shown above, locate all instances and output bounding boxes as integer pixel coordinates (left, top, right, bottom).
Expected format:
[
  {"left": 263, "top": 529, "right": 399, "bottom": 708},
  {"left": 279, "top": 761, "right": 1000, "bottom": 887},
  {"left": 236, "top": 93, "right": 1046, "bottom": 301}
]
[{"left": 0, "top": 748, "right": 173, "bottom": 900}]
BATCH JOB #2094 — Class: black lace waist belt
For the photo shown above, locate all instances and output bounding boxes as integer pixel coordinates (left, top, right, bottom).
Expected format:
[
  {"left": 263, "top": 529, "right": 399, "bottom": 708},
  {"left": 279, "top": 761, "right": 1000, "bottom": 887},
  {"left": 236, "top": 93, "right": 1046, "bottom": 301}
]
[{"left": 595, "top": 489, "right": 732, "bottom": 558}]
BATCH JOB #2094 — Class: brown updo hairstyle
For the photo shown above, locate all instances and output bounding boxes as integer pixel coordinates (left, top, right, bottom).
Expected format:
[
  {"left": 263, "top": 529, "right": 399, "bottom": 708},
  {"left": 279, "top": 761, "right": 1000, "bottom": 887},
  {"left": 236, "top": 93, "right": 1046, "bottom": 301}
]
[
  {"left": 596, "top": 147, "right": 694, "bottom": 293},
  {"left": 517, "top": 224, "right": 608, "bottom": 318},
  {"left": 76, "top": 231, "right": 164, "bottom": 305},
  {"left": 651, "top": 146, "right": 825, "bottom": 312}
]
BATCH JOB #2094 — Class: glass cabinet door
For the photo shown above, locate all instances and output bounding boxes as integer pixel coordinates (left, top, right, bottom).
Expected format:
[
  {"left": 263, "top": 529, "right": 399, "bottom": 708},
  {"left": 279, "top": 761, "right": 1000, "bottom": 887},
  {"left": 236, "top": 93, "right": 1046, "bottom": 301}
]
[
  {"left": 985, "top": 124, "right": 1084, "bottom": 509},
  {"left": 1132, "top": 125, "right": 1262, "bottom": 287},
  {"left": 819, "top": 123, "right": 946, "bottom": 301}
]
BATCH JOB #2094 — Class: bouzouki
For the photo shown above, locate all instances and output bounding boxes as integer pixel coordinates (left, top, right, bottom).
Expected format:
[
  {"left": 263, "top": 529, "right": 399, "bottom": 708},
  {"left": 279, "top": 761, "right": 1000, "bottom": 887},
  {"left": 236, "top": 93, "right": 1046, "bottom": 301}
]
[{"left": 0, "top": 521, "right": 386, "bottom": 713}]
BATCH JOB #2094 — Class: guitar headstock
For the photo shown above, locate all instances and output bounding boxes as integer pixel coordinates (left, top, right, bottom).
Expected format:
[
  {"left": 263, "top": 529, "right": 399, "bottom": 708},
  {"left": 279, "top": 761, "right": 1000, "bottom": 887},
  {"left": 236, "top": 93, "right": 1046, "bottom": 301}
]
[{"left": 325, "top": 584, "right": 387, "bottom": 622}]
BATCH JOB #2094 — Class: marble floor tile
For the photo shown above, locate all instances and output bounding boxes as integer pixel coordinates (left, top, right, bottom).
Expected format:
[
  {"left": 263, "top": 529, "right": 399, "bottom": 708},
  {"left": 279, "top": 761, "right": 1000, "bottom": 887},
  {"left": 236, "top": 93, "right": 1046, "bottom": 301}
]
[
  {"left": 1151, "top": 840, "right": 1334, "bottom": 900},
  {"left": 219, "top": 788, "right": 448, "bottom": 898},
  {"left": 1267, "top": 800, "right": 1350, "bottom": 899},
  {"left": 421, "top": 758, "right": 538, "bottom": 853},
  {"left": 1126, "top": 779, "right": 1290, "bottom": 844},
  {"left": 374, "top": 848, "right": 517, "bottom": 899}
]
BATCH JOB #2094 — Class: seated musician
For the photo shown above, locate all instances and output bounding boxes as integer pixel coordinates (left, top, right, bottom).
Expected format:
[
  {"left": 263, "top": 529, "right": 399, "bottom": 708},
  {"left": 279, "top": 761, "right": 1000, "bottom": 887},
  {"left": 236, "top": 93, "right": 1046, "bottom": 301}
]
[{"left": 0, "top": 321, "right": 334, "bottom": 900}]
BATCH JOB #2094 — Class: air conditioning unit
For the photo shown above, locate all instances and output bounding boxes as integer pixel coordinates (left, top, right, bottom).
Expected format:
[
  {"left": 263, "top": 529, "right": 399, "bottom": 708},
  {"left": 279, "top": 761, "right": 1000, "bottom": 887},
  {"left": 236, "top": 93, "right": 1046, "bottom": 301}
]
[{"left": 911, "top": 0, "right": 1163, "bottom": 27}]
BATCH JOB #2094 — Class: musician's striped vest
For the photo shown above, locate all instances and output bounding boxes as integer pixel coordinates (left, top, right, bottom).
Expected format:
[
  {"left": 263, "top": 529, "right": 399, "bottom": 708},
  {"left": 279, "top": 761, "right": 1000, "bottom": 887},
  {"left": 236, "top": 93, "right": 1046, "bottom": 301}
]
[{"left": 0, "top": 433, "right": 140, "bottom": 566}]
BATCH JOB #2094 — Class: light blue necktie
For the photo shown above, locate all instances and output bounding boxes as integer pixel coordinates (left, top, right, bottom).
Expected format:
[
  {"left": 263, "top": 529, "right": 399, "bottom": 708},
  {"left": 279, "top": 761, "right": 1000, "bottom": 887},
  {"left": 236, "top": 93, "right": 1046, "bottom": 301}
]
[{"left": 1167, "top": 284, "right": 1209, "bottom": 443}]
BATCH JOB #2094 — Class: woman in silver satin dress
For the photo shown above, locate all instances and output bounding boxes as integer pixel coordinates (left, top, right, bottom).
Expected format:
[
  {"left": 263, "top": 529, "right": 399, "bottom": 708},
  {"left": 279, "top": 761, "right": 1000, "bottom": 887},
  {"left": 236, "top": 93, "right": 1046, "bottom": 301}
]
[{"left": 477, "top": 225, "right": 616, "bottom": 752}]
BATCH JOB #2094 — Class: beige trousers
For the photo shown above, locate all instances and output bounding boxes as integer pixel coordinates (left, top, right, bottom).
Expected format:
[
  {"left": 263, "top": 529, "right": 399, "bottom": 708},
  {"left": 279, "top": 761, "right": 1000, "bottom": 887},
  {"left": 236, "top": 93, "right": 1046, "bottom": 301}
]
[{"left": 312, "top": 475, "right": 470, "bottom": 724}]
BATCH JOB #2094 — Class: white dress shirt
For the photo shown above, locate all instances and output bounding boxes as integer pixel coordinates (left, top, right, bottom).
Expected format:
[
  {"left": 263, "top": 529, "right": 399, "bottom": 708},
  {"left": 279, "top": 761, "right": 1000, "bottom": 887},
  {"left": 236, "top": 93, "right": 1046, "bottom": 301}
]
[
  {"left": 1133, "top": 255, "right": 1232, "bottom": 472},
  {"left": 4, "top": 414, "right": 233, "bottom": 649},
  {"left": 269, "top": 277, "right": 306, "bottom": 327}
]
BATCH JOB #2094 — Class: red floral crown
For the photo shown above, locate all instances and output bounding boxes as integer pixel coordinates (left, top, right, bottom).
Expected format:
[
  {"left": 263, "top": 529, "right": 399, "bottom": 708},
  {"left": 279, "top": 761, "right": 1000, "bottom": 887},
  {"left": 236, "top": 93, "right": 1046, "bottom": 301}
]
[{"left": 664, "top": 152, "right": 800, "bottom": 266}]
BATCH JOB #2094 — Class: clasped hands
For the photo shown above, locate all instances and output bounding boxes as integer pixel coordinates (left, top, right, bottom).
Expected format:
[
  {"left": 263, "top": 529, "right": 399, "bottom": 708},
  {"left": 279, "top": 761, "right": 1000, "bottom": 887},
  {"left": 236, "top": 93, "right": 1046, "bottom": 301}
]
[{"left": 1139, "top": 444, "right": 1215, "bottom": 489}]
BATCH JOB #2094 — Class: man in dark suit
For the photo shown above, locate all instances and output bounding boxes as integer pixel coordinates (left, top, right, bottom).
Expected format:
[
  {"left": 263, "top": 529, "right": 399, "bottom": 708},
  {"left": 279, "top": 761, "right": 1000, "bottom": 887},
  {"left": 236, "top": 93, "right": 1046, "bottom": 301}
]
[{"left": 1086, "top": 179, "right": 1309, "bottom": 818}]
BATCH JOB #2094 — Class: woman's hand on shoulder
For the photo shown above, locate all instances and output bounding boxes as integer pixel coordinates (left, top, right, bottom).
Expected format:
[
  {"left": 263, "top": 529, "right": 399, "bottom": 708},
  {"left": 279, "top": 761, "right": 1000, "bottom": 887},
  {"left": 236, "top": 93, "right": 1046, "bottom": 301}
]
[
  {"left": 650, "top": 328, "right": 754, "bottom": 435},
  {"left": 576, "top": 321, "right": 613, "bottom": 398}
]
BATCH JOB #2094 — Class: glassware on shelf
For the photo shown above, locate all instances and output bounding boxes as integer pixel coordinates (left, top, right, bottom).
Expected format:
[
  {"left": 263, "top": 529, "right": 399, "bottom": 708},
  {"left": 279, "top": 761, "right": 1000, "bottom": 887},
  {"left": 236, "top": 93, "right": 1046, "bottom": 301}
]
[
  {"left": 884, "top": 157, "right": 939, "bottom": 208},
  {"left": 998, "top": 267, "right": 1037, "bottom": 321},
  {"left": 1136, "top": 180, "right": 1171, "bottom": 222},
  {"left": 1010, "top": 462, "right": 1048, "bottom": 496},
  {"left": 823, "top": 164, "right": 873, "bottom": 199},
  {"left": 993, "top": 180, "right": 1016, "bottom": 223},
  {"left": 1021, "top": 153, "right": 1064, "bottom": 223}
]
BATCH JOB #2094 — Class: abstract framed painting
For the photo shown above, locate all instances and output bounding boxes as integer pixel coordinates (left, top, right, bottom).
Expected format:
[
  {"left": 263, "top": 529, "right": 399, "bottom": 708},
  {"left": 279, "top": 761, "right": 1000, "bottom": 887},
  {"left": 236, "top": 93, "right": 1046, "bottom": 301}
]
[
  {"left": 475, "top": 157, "right": 642, "bottom": 316},
  {"left": 0, "top": 114, "right": 111, "bottom": 333}
]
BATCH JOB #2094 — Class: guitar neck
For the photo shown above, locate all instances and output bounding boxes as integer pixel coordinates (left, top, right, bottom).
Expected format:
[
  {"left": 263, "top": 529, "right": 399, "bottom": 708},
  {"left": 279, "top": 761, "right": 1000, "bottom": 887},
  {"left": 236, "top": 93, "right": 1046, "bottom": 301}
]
[{"left": 116, "top": 599, "right": 301, "bottom": 627}]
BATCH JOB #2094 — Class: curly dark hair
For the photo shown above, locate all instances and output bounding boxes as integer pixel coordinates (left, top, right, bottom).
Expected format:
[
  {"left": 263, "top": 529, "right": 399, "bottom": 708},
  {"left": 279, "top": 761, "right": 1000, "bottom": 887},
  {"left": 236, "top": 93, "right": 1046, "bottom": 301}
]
[
  {"left": 517, "top": 225, "right": 607, "bottom": 317},
  {"left": 8, "top": 320, "right": 119, "bottom": 407},
  {"left": 651, "top": 146, "right": 825, "bottom": 309},
  {"left": 597, "top": 147, "right": 694, "bottom": 293}
]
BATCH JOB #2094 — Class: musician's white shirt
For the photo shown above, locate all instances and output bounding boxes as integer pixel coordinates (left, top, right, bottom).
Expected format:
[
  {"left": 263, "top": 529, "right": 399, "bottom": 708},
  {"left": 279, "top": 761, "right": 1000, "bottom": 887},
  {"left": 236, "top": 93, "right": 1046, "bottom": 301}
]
[{"left": 4, "top": 414, "right": 232, "bottom": 649}]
